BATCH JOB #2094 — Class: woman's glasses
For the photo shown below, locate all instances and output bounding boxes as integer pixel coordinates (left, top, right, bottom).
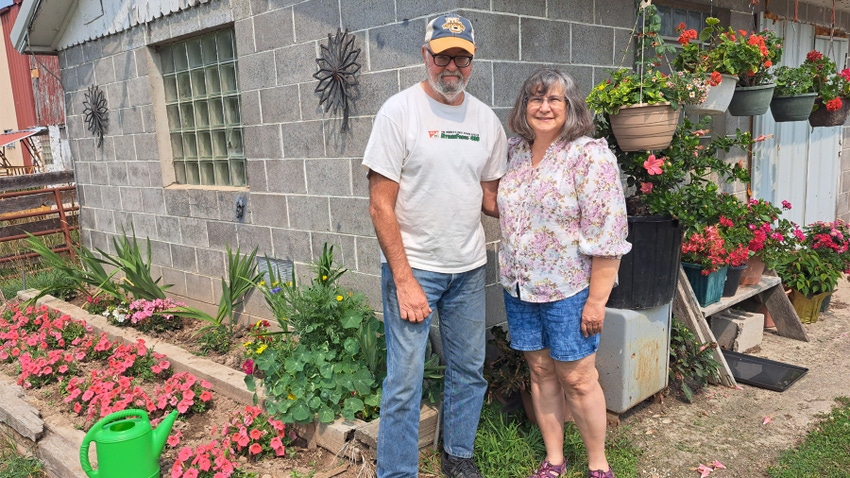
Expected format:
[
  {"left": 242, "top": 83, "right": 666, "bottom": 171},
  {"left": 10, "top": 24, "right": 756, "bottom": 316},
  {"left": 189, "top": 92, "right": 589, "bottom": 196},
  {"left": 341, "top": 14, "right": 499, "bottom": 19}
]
[{"left": 525, "top": 95, "right": 568, "bottom": 108}]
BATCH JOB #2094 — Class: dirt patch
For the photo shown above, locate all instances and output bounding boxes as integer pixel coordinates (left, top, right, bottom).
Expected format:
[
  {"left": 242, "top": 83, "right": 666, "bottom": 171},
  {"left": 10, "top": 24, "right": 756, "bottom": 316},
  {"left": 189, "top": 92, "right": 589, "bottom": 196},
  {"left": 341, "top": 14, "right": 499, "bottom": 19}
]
[{"left": 616, "top": 278, "right": 850, "bottom": 477}]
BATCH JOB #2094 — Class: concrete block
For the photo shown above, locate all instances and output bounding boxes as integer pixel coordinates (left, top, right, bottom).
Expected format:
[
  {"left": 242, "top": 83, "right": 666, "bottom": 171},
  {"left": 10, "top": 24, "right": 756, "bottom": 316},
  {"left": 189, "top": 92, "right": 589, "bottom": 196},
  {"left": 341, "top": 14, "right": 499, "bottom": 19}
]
[
  {"left": 255, "top": 8, "right": 295, "bottom": 52},
  {"left": 240, "top": 51, "right": 278, "bottom": 90},
  {"left": 329, "top": 197, "right": 372, "bottom": 236},
  {"left": 171, "top": 244, "right": 198, "bottom": 272},
  {"left": 288, "top": 195, "right": 331, "bottom": 231},
  {"left": 521, "top": 18, "right": 570, "bottom": 63},
  {"left": 711, "top": 309, "right": 764, "bottom": 352},
  {"left": 571, "top": 24, "right": 615, "bottom": 66},
  {"left": 367, "top": 21, "right": 423, "bottom": 72},
  {"left": 270, "top": 228, "right": 312, "bottom": 260},
  {"left": 396, "top": 1, "right": 488, "bottom": 19},
  {"left": 76, "top": 62, "right": 94, "bottom": 87},
  {"left": 107, "top": 162, "right": 128, "bottom": 185},
  {"left": 119, "top": 186, "right": 144, "bottom": 211},
  {"left": 549, "top": 0, "right": 593, "bottom": 23},
  {"left": 281, "top": 121, "right": 325, "bottom": 159},
  {"left": 94, "top": 57, "right": 116, "bottom": 84},
  {"left": 460, "top": 11, "right": 519, "bottom": 61},
  {"left": 0, "top": 377, "right": 45, "bottom": 441},
  {"left": 493, "top": 0, "right": 544, "bottom": 16},
  {"left": 274, "top": 43, "right": 319, "bottom": 85},
  {"left": 244, "top": 124, "right": 282, "bottom": 159},
  {"left": 354, "top": 403, "right": 438, "bottom": 452},
  {"left": 341, "top": 0, "right": 394, "bottom": 31},
  {"left": 292, "top": 0, "right": 339, "bottom": 43},
  {"left": 266, "top": 159, "right": 306, "bottom": 194},
  {"left": 260, "top": 85, "right": 301, "bottom": 123}
]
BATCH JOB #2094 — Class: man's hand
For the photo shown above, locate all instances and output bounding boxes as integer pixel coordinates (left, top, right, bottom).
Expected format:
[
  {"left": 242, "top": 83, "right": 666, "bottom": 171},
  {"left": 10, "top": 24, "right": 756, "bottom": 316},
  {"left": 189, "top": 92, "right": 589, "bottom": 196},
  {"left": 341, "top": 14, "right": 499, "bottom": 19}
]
[{"left": 396, "top": 280, "right": 432, "bottom": 323}]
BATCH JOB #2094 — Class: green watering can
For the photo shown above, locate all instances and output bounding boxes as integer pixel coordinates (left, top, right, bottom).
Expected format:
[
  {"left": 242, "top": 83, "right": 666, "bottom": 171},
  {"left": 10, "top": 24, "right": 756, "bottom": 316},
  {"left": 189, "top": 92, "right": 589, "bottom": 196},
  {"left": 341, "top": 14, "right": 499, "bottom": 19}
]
[{"left": 80, "top": 409, "right": 179, "bottom": 478}]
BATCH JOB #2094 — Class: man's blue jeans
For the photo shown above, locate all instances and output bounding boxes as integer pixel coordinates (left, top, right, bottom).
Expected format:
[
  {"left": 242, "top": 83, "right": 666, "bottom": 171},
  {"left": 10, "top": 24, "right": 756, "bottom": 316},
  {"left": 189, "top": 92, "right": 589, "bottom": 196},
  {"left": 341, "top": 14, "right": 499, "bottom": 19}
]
[{"left": 377, "top": 264, "right": 488, "bottom": 478}]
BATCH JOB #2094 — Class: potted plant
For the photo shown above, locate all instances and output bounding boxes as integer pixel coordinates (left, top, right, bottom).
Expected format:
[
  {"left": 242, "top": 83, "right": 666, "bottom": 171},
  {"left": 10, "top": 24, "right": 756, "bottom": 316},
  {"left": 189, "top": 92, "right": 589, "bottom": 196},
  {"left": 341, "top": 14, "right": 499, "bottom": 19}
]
[
  {"left": 673, "top": 18, "right": 737, "bottom": 115},
  {"left": 775, "top": 246, "right": 843, "bottom": 323},
  {"left": 680, "top": 225, "right": 729, "bottom": 307},
  {"left": 603, "top": 116, "right": 755, "bottom": 310},
  {"left": 770, "top": 64, "right": 817, "bottom": 122},
  {"left": 731, "top": 197, "right": 799, "bottom": 285},
  {"left": 586, "top": 4, "right": 708, "bottom": 152},
  {"left": 726, "top": 29, "right": 783, "bottom": 116},
  {"left": 803, "top": 50, "right": 850, "bottom": 127},
  {"left": 674, "top": 19, "right": 782, "bottom": 116},
  {"left": 800, "top": 220, "right": 850, "bottom": 312}
]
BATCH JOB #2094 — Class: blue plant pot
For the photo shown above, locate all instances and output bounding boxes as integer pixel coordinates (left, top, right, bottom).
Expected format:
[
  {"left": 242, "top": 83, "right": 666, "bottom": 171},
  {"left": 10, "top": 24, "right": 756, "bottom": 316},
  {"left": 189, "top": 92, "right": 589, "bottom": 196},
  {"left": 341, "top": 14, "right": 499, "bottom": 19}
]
[{"left": 681, "top": 263, "right": 729, "bottom": 307}]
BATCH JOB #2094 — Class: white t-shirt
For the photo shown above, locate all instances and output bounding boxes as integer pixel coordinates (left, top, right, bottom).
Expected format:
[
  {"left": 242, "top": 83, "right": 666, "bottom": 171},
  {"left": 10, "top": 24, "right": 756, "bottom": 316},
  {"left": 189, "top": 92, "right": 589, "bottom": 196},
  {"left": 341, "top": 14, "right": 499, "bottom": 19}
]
[{"left": 362, "top": 83, "right": 508, "bottom": 273}]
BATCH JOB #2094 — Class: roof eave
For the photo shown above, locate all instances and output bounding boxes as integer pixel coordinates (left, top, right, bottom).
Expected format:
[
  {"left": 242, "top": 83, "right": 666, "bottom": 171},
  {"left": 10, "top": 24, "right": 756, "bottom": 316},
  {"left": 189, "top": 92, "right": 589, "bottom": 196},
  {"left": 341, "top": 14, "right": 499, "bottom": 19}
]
[{"left": 10, "top": 0, "right": 75, "bottom": 55}]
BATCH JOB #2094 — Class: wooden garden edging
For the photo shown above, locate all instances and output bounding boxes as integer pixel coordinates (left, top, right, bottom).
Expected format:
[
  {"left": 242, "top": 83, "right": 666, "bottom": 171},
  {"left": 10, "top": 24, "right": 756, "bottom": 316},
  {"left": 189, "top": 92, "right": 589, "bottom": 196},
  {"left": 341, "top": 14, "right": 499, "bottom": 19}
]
[{"left": 15, "top": 289, "right": 439, "bottom": 460}]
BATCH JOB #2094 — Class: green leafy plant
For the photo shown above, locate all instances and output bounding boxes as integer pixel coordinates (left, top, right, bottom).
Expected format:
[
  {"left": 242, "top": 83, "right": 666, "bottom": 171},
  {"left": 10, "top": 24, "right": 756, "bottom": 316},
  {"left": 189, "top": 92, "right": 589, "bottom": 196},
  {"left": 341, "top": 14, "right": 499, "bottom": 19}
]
[
  {"left": 483, "top": 325, "right": 529, "bottom": 400},
  {"left": 614, "top": 116, "right": 752, "bottom": 219},
  {"left": 586, "top": 4, "right": 708, "bottom": 116},
  {"left": 668, "top": 318, "right": 720, "bottom": 403},
  {"left": 96, "top": 227, "right": 170, "bottom": 300},
  {"left": 803, "top": 49, "right": 850, "bottom": 111},
  {"left": 246, "top": 244, "right": 386, "bottom": 424},
  {"left": 775, "top": 245, "right": 844, "bottom": 298},
  {"left": 25, "top": 233, "right": 122, "bottom": 303},
  {"left": 173, "top": 246, "right": 263, "bottom": 347},
  {"left": 673, "top": 19, "right": 782, "bottom": 87},
  {"left": 772, "top": 65, "right": 815, "bottom": 96}
]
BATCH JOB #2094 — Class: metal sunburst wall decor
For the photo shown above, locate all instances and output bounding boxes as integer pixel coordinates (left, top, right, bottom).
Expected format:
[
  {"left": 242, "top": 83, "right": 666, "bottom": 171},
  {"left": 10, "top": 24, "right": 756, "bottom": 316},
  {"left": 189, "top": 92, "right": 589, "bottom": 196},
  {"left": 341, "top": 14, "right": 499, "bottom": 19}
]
[
  {"left": 313, "top": 28, "right": 361, "bottom": 132},
  {"left": 82, "top": 84, "right": 108, "bottom": 148}
]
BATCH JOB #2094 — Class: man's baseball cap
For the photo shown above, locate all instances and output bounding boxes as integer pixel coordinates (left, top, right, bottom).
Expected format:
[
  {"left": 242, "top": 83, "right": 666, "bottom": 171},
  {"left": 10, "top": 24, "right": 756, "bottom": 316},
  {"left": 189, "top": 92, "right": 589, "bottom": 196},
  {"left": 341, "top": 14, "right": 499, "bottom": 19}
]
[{"left": 424, "top": 14, "right": 476, "bottom": 55}]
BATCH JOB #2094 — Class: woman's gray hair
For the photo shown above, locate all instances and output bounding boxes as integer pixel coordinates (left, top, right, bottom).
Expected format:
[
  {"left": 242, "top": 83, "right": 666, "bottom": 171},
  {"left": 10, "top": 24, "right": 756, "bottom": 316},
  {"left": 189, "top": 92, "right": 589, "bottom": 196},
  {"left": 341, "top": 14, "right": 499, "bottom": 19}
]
[{"left": 507, "top": 68, "right": 594, "bottom": 143}]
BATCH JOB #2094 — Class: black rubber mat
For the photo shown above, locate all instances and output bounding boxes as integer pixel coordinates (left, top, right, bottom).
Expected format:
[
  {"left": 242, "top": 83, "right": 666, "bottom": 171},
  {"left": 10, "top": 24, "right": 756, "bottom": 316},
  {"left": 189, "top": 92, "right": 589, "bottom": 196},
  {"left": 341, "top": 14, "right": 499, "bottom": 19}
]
[{"left": 722, "top": 350, "right": 809, "bottom": 392}]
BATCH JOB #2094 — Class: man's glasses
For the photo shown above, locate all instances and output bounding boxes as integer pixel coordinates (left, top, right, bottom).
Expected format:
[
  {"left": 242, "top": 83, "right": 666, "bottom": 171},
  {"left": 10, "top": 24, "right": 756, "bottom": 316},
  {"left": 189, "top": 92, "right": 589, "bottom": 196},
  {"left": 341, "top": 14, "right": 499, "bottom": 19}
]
[
  {"left": 427, "top": 50, "right": 473, "bottom": 67},
  {"left": 525, "top": 95, "right": 568, "bottom": 108}
]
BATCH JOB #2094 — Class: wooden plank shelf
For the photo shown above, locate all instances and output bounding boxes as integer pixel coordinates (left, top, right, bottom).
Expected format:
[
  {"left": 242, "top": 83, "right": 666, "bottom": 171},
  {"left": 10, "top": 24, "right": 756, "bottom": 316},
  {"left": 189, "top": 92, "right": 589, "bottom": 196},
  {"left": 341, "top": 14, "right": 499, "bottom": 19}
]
[
  {"left": 700, "top": 276, "right": 781, "bottom": 317},
  {"left": 673, "top": 266, "right": 808, "bottom": 388}
]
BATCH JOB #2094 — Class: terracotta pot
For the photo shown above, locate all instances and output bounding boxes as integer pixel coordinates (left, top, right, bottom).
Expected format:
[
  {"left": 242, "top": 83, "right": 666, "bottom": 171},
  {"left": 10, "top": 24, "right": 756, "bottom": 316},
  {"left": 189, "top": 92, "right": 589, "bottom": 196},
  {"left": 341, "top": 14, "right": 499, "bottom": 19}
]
[
  {"left": 739, "top": 255, "right": 766, "bottom": 286},
  {"left": 685, "top": 73, "right": 737, "bottom": 115},
  {"left": 609, "top": 103, "right": 680, "bottom": 152}
]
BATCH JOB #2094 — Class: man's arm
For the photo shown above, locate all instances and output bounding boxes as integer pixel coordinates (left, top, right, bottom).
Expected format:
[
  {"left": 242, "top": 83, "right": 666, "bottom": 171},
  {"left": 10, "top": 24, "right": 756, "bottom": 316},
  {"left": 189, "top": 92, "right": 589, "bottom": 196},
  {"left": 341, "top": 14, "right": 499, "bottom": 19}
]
[
  {"left": 481, "top": 179, "right": 500, "bottom": 218},
  {"left": 368, "top": 170, "right": 432, "bottom": 323}
]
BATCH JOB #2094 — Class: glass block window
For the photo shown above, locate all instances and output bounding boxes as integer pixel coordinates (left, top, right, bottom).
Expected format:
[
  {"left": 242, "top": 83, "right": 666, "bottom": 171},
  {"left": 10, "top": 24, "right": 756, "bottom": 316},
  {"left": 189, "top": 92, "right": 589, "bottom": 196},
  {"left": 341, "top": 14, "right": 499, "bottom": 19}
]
[
  {"left": 160, "top": 29, "right": 246, "bottom": 186},
  {"left": 656, "top": 5, "right": 712, "bottom": 41}
]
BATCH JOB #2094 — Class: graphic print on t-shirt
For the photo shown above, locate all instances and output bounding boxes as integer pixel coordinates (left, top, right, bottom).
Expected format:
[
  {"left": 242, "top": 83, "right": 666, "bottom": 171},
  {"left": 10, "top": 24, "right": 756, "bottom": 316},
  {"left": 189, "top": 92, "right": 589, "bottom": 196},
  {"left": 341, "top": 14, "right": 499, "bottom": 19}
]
[{"left": 427, "top": 130, "right": 481, "bottom": 142}]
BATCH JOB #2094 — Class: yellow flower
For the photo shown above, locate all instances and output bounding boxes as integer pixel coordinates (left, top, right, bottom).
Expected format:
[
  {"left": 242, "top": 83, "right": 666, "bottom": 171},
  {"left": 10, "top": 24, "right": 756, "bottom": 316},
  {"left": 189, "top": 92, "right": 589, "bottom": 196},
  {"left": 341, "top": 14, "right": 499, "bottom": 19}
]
[
  {"left": 256, "top": 344, "right": 268, "bottom": 354},
  {"left": 322, "top": 275, "right": 328, "bottom": 281},
  {"left": 272, "top": 281, "right": 279, "bottom": 286},
  {"left": 254, "top": 320, "right": 263, "bottom": 327},
  {"left": 259, "top": 280, "right": 266, "bottom": 287},
  {"left": 286, "top": 281, "right": 293, "bottom": 287},
  {"left": 287, "top": 392, "right": 297, "bottom": 400},
  {"left": 243, "top": 341, "right": 253, "bottom": 348},
  {"left": 336, "top": 295, "right": 343, "bottom": 301},
  {"left": 597, "top": 84, "right": 605, "bottom": 90}
]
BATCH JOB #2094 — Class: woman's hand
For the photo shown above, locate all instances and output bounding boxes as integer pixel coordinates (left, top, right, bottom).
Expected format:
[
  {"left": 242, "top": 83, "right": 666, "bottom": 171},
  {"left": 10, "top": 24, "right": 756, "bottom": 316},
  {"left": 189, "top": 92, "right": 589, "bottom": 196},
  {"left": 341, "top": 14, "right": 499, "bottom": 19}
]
[{"left": 581, "top": 300, "right": 606, "bottom": 337}]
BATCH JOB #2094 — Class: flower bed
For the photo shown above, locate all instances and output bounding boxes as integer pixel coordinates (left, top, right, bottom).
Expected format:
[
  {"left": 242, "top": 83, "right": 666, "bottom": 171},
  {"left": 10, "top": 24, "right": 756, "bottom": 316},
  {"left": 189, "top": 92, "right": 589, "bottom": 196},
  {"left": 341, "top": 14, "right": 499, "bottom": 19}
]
[
  {"left": 12, "top": 290, "right": 440, "bottom": 474},
  {"left": 0, "top": 294, "right": 383, "bottom": 478}
]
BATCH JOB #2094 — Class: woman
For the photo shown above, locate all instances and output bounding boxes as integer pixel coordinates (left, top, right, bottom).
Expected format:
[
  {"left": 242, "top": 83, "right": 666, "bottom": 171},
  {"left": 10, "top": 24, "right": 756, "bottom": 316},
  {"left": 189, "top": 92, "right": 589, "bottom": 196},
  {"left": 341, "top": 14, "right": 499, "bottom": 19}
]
[{"left": 497, "top": 68, "right": 631, "bottom": 478}]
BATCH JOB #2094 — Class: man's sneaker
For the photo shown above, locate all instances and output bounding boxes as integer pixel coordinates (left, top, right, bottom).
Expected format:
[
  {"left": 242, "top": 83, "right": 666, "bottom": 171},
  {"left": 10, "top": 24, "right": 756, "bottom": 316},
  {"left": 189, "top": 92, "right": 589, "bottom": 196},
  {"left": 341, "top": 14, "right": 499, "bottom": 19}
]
[
  {"left": 588, "top": 468, "right": 615, "bottom": 478},
  {"left": 528, "top": 460, "right": 567, "bottom": 478},
  {"left": 441, "top": 451, "right": 484, "bottom": 478}
]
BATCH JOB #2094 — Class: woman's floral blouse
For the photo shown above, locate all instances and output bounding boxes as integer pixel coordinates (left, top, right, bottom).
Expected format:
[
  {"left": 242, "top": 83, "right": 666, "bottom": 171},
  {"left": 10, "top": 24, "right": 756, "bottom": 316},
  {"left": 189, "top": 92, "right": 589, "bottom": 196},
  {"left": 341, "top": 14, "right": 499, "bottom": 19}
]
[{"left": 498, "top": 136, "right": 632, "bottom": 303}]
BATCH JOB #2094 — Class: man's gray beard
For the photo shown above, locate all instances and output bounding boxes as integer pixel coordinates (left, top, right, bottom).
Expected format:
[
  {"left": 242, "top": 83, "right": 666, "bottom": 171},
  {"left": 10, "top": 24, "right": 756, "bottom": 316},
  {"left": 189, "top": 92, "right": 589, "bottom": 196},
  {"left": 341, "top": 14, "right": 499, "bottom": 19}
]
[{"left": 428, "top": 71, "right": 468, "bottom": 102}]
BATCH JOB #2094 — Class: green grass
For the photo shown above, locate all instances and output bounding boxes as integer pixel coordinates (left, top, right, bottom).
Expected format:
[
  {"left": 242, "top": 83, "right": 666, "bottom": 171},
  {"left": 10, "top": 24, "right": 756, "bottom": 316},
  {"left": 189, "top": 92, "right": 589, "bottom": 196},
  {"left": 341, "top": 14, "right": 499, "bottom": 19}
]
[
  {"left": 471, "top": 400, "right": 639, "bottom": 478},
  {"left": 0, "top": 267, "right": 75, "bottom": 302},
  {"left": 0, "top": 436, "right": 45, "bottom": 478},
  {"left": 767, "top": 396, "right": 850, "bottom": 477}
]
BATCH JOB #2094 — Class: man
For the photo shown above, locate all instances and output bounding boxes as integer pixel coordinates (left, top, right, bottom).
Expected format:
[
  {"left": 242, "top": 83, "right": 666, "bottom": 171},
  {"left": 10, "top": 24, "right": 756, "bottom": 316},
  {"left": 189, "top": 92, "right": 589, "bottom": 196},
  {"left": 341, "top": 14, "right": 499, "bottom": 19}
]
[{"left": 362, "top": 13, "right": 508, "bottom": 478}]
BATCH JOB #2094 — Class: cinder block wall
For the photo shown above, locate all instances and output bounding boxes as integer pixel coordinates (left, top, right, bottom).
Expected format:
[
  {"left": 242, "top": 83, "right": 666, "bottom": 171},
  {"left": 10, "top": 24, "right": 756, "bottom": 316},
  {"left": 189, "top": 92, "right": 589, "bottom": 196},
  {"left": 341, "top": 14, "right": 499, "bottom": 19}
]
[
  {"left": 56, "top": 0, "right": 850, "bottom": 327},
  {"left": 58, "top": 0, "right": 636, "bottom": 327}
]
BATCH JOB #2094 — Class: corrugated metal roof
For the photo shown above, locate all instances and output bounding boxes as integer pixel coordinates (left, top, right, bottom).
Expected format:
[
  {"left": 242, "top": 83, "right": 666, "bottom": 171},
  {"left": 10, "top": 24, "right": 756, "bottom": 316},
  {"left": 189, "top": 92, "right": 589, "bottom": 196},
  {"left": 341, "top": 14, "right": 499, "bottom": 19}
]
[
  {"left": 0, "top": 127, "right": 47, "bottom": 149},
  {"left": 12, "top": 0, "right": 213, "bottom": 54}
]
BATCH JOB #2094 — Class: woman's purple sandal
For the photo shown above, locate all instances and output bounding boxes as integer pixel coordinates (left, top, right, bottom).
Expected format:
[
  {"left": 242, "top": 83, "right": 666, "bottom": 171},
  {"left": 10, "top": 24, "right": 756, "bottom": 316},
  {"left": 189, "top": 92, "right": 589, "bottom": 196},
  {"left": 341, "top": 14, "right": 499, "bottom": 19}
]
[
  {"left": 588, "top": 468, "right": 615, "bottom": 478},
  {"left": 528, "top": 460, "right": 567, "bottom": 478}
]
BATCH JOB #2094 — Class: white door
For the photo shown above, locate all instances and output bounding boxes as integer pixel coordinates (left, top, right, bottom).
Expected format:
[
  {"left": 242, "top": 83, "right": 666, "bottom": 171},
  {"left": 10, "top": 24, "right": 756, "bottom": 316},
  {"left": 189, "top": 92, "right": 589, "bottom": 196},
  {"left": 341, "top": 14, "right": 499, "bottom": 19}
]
[{"left": 752, "top": 18, "right": 846, "bottom": 225}]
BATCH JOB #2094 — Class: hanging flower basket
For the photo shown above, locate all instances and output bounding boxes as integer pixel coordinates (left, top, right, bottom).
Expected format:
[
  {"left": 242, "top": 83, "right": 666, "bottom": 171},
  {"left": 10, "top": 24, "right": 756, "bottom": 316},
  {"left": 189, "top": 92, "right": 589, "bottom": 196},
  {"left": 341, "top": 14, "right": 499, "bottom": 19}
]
[
  {"left": 728, "top": 83, "right": 776, "bottom": 116},
  {"left": 609, "top": 103, "right": 681, "bottom": 152},
  {"left": 685, "top": 74, "right": 738, "bottom": 115},
  {"left": 809, "top": 97, "right": 850, "bottom": 127},
  {"left": 770, "top": 93, "right": 817, "bottom": 122}
]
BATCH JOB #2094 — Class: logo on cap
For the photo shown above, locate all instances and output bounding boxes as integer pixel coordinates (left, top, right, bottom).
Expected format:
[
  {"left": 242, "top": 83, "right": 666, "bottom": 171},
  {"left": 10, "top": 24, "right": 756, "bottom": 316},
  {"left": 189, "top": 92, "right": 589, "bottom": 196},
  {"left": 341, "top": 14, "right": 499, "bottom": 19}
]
[{"left": 442, "top": 17, "right": 466, "bottom": 34}]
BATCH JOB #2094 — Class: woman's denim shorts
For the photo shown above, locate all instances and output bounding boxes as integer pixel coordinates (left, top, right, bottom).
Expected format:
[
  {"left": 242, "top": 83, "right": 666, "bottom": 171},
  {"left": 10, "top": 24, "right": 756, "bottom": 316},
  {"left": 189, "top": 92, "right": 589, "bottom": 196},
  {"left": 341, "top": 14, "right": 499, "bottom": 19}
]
[{"left": 503, "top": 287, "right": 599, "bottom": 362}]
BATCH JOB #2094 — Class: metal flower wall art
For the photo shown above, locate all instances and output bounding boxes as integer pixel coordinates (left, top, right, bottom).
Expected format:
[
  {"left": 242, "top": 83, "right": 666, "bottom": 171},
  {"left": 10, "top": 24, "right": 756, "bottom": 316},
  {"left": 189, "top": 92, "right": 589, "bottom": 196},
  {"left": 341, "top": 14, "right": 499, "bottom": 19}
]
[
  {"left": 82, "top": 85, "right": 109, "bottom": 148},
  {"left": 313, "top": 28, "right": 361, "bottom": 131}
]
